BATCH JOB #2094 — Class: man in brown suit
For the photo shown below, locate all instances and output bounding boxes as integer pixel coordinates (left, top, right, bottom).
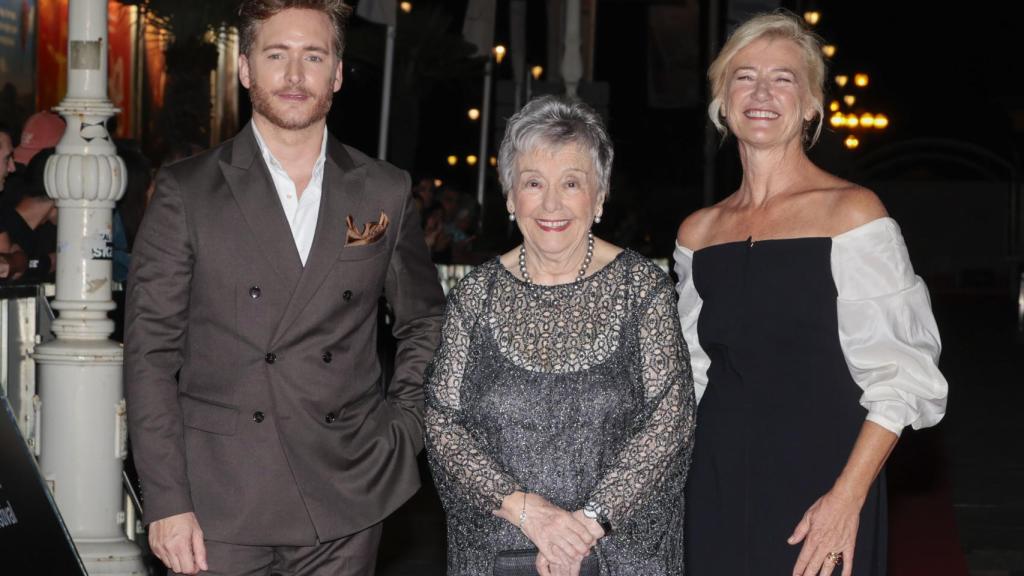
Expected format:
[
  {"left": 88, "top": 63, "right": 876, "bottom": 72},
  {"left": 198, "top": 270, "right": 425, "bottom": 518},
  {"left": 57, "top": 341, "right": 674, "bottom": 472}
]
[{"left": 124, "top": 1, "right": 444, "bottom": 574}]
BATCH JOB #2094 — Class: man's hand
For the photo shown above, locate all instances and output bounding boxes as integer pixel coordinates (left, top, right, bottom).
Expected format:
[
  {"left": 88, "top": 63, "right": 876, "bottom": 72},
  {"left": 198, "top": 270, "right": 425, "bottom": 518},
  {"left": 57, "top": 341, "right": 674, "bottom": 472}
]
[
  {"left": 0, "top": 248, "right": 28, "bottom": 279},
  {"left": 149, "top": 512, "right": 208, "bottom": 575}
]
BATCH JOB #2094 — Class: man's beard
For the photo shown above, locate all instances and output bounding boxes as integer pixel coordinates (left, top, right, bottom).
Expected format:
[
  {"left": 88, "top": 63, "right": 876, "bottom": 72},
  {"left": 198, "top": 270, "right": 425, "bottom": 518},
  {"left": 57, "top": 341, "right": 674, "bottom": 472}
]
[{"left": 249, "top": 80, "right": 333, "bottom": 131}]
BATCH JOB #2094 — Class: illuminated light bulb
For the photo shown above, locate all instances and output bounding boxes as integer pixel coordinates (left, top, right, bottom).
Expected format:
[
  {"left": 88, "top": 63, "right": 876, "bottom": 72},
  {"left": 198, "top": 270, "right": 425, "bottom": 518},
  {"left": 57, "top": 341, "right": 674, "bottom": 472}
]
[
  {"left": 447, "top": 155, "right": 458, "bottom": 166},
  {"left": 468, "top": 108, "right": 480, "bottom": 121},
  {"left": 854, "top": 73, "right": 869, "bottom": 87},
  {"left": 466, "top": 155, "right": 478, "bottom": 166},
  {"left": 835, "top": 75, "right": 849, "bottom": 88},
  {"left": 844, "top": 134, "right": 860, "bottom": 149}
]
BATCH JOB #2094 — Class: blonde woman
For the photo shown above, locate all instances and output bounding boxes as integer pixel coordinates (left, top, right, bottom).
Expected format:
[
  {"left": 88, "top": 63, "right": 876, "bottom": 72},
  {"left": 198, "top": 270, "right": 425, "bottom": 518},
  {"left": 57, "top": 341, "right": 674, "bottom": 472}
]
[{"left": 675, "top": 11, "right": 949, "bottom": 576}]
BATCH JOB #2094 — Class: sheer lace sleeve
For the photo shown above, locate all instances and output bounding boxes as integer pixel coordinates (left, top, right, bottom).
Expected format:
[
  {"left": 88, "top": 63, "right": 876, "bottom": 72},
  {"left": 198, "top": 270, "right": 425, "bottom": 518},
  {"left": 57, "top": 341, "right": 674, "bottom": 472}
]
[
  {"left": 674, "top": 243, "right": 710, "bottom": 404},
  {"left": 587, "top": 273, "right": 697, "bottom": 527},
  {"left": 425, "top": 266, "right": 521, "bottom": 513},
  {"left": 831, "top": 217, "right": 949, "bottom": 436}
]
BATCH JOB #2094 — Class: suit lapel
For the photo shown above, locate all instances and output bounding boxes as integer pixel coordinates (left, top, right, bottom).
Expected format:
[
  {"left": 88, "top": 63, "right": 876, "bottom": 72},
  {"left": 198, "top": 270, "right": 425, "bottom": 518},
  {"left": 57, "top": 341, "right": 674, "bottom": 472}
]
[
  {"left": 269, "top": 136, "right": 367, "bottom": 347},
  {"left": 220, "top": 124, "right": 304, "bottom": 291}
]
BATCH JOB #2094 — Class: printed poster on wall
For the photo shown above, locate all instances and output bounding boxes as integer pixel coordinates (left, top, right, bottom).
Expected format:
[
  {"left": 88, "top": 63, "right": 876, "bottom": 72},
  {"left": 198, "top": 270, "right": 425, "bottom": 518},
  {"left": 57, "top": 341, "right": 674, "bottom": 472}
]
[{"left": 0, "top": 0, "right": 37, "bottom": 129}]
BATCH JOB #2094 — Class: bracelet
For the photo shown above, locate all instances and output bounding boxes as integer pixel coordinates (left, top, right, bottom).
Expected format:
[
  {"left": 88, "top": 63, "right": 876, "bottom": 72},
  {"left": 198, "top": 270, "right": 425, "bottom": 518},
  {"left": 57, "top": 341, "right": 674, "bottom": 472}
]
[{"left": 518, "top": 492, "right": 527, "bottom": 531}]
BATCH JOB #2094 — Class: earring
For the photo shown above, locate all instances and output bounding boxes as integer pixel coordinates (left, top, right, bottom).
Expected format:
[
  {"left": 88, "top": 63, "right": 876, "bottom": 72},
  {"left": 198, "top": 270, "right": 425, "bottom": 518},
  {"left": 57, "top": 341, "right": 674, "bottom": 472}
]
[
  {"left": 508, "top": 212, "right": 515, "bottom": 222},
  {"left": 594, "top": 214, "right": 602, "bottom": 224}
]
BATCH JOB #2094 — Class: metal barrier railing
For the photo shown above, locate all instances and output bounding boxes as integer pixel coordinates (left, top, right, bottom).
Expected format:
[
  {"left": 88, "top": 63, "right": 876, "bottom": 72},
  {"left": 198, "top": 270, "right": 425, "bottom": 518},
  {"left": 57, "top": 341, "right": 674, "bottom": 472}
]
[{"left": 0, "top": 282, "right": 53, "bottom": 449}]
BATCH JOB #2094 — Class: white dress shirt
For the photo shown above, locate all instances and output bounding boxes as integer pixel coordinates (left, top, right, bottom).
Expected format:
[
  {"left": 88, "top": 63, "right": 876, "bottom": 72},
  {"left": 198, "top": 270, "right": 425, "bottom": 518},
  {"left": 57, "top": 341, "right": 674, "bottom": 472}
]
[
  {"left": 251, "top": 122, "right": 328, "bottom": 265},
  {"left": 673, "top": 217, "right": 948, "bottom": 436}
]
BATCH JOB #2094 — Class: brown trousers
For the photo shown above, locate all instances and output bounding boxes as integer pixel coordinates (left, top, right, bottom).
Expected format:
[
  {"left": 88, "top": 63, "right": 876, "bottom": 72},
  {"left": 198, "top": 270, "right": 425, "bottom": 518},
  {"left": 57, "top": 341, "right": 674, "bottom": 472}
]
[{"left": 178, "top": 523, "right": 383, "bottom": 576}]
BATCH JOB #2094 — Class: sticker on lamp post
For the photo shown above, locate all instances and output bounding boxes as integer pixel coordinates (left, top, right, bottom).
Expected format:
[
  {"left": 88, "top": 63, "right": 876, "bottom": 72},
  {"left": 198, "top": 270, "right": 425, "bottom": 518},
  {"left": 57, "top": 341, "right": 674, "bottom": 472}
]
[
  {"left": 70, "top": 40, "right": 102, "bottom": 70},
  {"left": 86, "top": 232, "right": 113, "bottom": 260}
]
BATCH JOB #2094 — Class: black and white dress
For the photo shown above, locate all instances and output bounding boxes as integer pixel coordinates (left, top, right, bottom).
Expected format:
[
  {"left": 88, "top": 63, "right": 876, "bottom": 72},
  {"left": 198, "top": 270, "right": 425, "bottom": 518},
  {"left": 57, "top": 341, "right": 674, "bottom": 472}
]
[
  {"left": 426, "top": 250, "right": 696, "bottom": 576},
  {"left": 674, "top": 217, "right": 949, "bottom": 575}
]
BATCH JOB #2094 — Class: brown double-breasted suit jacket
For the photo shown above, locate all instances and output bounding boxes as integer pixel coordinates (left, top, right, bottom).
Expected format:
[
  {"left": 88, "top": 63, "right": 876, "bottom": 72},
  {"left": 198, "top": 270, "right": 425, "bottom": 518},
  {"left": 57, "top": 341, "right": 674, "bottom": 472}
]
[{"left": 125, "top": 124, "right": 445, "bottom": 545}]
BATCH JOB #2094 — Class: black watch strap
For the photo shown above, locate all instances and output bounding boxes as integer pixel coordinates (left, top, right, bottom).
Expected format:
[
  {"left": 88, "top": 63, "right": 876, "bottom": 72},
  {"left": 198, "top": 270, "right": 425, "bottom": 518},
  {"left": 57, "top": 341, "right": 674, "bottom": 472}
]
[{"left": 583, "top": 501, "right": 613, "bottom": 536}]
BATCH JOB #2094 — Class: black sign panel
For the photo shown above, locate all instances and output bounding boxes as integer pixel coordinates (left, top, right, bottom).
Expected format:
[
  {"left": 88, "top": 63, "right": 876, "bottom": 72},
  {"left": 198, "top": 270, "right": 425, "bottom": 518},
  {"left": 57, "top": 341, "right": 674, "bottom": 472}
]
[{"left": 0, "top": 396, "right": 86, "bottom": 575}]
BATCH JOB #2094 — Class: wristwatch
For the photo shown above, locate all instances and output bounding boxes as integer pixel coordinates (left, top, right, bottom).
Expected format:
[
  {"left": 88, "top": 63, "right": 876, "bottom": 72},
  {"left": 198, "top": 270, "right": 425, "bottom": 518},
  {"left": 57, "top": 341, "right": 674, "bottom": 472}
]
[{"left": 583, "top": 501, "right": 613, "bottom": 536}]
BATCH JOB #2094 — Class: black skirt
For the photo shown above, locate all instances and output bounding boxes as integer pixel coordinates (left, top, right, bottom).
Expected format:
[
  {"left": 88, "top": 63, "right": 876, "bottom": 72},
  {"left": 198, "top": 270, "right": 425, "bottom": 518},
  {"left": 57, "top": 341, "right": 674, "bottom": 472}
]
[{"left": 684, "top": 238, "right": 886, "bottom": 576}]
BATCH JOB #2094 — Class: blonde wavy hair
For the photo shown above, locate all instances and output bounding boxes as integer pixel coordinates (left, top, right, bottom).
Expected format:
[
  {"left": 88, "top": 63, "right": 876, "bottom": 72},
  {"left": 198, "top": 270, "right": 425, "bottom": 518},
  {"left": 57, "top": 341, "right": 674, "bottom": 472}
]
[{"left": 707, "top": 11, "right": 827, "bottom": 147}]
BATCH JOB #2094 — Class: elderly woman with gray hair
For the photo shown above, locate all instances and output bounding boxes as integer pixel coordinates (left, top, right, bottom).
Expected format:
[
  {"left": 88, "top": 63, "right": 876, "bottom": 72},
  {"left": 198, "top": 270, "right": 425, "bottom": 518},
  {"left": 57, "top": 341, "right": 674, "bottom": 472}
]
[{"left": 425, "top": 95, "right": 696, "bottom": 576}]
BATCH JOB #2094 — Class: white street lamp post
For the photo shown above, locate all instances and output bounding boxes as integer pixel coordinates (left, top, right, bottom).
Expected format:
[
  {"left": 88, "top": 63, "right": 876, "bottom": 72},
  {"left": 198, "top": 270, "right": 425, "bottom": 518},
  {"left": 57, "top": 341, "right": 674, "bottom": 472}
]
[
  {"left": 34, "top": 0, "right": 144, "bottom": 573},
  {"left": 561, "top": 0, "right": 583, "bottom": 97}
]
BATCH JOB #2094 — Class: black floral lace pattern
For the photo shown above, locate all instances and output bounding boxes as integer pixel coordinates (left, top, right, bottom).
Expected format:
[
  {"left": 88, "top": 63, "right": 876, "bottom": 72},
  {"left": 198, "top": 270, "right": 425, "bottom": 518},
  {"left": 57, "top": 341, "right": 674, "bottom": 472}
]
[{"left": 425, "top": 250, "right": 696, "bottom": 575}]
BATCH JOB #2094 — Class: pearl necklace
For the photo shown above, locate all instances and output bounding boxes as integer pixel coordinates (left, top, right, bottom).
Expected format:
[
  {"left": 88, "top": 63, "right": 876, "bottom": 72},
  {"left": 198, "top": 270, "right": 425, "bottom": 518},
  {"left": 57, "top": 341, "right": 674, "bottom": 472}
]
[{"left": 518, "top": 231, "right": 594, "bottom": 285}]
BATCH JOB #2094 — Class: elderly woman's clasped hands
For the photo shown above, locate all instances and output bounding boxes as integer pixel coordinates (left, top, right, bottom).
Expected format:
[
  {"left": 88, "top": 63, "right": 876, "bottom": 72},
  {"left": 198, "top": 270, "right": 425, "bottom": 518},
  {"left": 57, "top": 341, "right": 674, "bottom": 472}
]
[{"left": 494, "top": 492, "right": 605, "bottom": 576}]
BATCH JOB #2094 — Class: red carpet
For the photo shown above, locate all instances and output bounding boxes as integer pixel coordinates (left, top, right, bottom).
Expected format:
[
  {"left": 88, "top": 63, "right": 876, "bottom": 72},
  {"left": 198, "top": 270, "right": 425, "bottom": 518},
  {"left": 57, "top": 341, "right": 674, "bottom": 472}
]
[{"left": 887, "top": 428, "right": 969, "bottom": 576}]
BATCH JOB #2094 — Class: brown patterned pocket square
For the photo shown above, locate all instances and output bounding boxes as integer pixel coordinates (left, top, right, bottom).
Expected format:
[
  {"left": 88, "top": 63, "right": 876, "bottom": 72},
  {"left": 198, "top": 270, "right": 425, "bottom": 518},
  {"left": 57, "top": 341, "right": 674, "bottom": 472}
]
[{"left": 345, "top": 211, "right": 390, "bottom": 246}]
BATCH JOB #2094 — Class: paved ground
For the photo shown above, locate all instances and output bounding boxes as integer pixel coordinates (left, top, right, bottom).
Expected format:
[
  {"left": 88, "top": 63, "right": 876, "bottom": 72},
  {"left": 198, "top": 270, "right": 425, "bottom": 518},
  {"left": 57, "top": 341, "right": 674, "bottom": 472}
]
[{"left": 935, "top": 291, "right": 1024, "bottom": 576}]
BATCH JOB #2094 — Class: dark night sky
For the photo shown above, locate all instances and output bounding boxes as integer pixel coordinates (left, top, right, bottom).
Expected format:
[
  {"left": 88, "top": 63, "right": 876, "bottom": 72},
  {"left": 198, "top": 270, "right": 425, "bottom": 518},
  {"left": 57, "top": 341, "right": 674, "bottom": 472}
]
[
  {"left": 341, "top": 0, "right": 1024, "bottom": 173},
  {"left": 806, "top": 1, "right": 1023, "bottom": 155},
  {"left": 333, "top": 0, "right": 1024, "bottom": 254}
]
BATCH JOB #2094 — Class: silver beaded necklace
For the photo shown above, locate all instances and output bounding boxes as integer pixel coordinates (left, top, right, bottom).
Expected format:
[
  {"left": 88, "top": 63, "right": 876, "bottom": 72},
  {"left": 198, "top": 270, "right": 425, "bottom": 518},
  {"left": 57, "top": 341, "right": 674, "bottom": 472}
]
[{"left": 518, "top": 230, "right": 594, "bottom": 285}]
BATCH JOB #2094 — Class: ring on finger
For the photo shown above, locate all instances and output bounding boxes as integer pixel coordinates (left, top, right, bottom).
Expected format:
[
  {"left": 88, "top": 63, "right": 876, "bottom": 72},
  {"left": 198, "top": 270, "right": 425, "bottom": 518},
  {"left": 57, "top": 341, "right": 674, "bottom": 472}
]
[{"left": 825, "top": 551, "right": 843, "bottom": 566}]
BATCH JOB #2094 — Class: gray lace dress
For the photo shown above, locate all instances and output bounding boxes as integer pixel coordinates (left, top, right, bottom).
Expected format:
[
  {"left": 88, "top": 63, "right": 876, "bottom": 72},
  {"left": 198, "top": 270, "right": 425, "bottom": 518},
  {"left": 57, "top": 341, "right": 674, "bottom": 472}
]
[{"left": 425, "top": 250, "right": 696, "bottom": 576}]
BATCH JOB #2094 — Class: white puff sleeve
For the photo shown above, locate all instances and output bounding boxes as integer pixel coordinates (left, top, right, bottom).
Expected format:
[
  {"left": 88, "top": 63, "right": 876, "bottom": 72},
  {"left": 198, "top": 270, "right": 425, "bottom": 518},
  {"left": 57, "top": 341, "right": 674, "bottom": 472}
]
[
  {"left": 674, "top": 243, "right": 710, "bottom": 404},
  {"left": 831, "top": 217, "right": 949, "bottom": 436}
]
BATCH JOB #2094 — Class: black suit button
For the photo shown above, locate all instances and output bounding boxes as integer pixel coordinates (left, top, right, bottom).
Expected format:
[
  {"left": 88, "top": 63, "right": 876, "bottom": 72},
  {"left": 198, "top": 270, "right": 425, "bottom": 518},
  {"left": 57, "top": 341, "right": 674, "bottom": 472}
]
[
  {"left": 322, "top": 351, "right": 333, "bottom": 363},
  {"left": 253, "top": 411, "right": 265, "bottom": 423},
  {"left": 249, "top": 286, "right": 261, "bottom": 299},
  {"left": 325, "top": 412, "right": 337, "bottom": 424},
  {"left": 343, "top": 290, "right": 353, "bottom": 301},
  {"left": 265, "top": 352, "right": 276, "bottom": 364}
]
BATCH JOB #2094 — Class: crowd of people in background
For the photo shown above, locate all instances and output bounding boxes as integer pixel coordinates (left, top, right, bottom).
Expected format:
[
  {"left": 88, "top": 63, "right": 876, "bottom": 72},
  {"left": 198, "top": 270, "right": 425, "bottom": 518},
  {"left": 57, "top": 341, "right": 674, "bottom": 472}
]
[
  {"left": 412, "top": 175, "right": 484, "bottom": 264},
  {"left": 0, "top": 110, "right": 208, "bottom": 286},
  {"left": 0, "top": 107, "right": 483, "bottom": 288},
  {"left": 0, "top": 111, "right": 63, "bottom": 280}
]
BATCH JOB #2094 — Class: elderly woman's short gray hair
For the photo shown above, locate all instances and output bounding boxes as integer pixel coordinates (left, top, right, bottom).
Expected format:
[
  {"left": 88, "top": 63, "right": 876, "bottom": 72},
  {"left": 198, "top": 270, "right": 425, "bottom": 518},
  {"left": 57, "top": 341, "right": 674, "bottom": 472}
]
[{"left": 497, "top": 95, "right": 614, "bottom": 199}]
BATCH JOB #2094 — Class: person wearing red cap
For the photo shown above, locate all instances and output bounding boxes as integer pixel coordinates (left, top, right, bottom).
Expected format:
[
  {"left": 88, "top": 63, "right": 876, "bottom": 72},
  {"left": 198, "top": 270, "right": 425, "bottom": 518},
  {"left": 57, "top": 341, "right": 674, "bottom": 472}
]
[
  {"left": 2, "top": 112, "right": 66, "bottom": 212},
  {"left": 12, "top": 111, "right": 65, "bottom": 166}
]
